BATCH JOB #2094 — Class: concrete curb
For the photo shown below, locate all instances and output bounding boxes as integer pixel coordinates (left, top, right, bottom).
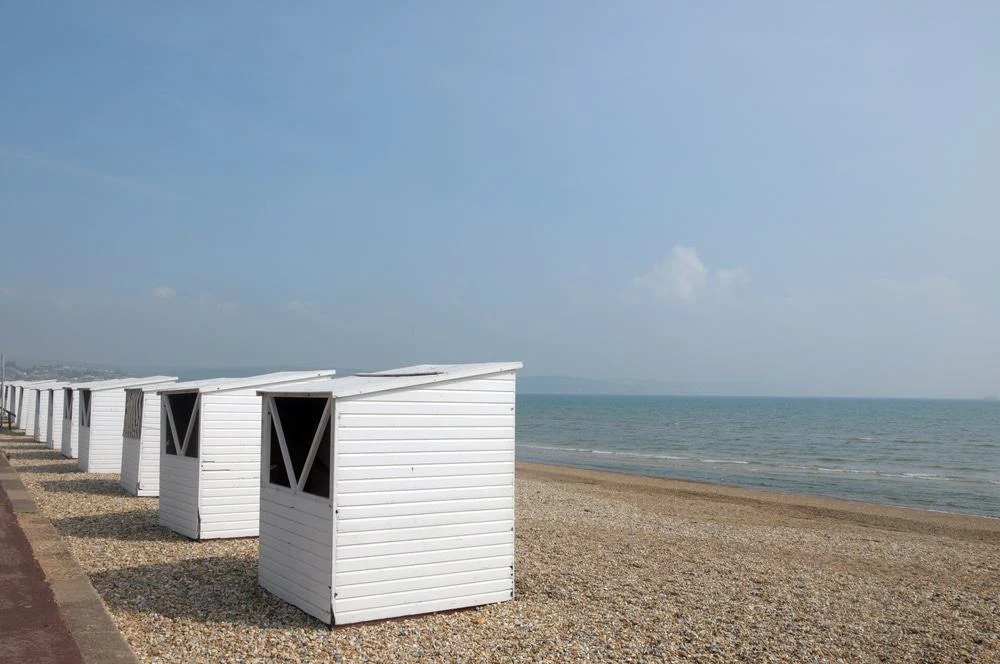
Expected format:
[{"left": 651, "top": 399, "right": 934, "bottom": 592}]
[{"left": 0, "top": 449, "right": 138, "bottom": 664}]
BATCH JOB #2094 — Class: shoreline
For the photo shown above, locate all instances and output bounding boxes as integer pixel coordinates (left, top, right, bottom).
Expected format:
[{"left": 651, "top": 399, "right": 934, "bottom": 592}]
[
  {"left": 517, "top": 460, "right": 1000, "bottom": 537},
  {"left": 517, "top": 455, "right": 1000, "bottom": 521}
]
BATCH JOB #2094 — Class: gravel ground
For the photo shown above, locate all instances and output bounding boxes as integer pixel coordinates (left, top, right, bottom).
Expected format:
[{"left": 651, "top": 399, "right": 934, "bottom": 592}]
[{"left": 3, "top": 434, "right": 999, "bottom": 663}]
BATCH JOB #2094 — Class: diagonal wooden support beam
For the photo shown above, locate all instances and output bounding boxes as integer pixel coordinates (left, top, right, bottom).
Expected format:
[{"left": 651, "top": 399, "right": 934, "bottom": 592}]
[
  {"left": 268, "top": 397, "right": 296, "bottom": 489},
  {"left": 179, "top": 394, "right": 201, "bottom": 456},
  {"left": 163, "top": 395, "right": 181, "bottom": 455},
  {"left": 298, "top": 399, "right": 332, "bottom": 492}
]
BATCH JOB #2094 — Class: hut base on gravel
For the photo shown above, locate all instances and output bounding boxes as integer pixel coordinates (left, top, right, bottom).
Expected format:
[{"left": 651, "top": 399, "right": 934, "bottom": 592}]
[{"left": 2, "top": 433, "right": 998, "bottom": 662}]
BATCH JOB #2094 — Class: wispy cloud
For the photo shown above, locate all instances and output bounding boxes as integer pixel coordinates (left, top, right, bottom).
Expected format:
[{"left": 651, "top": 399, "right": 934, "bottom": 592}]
[
  {"left": 633, "top": 246, "right": 749, "bottom": 303},
  {"left": 0, "top": 145, "right": 178, "bottom": 200},
  {"left": 150, "top": 286, "right": 177, "bottom": 299},
  {"left": 0, "top": 286, "right": 15, "bottom": 298}
]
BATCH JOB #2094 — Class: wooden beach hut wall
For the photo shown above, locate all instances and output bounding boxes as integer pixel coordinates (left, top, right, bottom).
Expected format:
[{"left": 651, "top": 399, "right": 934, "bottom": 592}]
[
  {"left": 19, "top": 384, "right": 29, "bottom": 425},
  {"left": 157, "top": 371, "right": 336, "bottom": 540},
  {"left": 20, "top": 382, "right": 36, "bottom": 435},
  {"left": 31, "top": 381, "right": 64, "bottom": 442},
  {"left": 31, "top": 385, "right": 46, "bottom": 440},
  {"left": 29, "top": 385, "right": 42, "bottom": 439},
  {"left": 76, "top": 376, "right": 178, "bottom": 473},
  {"left": 121, "top": 377, "right": 236, "bottom": 497},
  {"left": 18, "top": 384, "right": 28, "bottom": 426},
  {"left": 10, "top": 383, "right": 21, "bottom": 428},
  {"left": 256, "top": 362, "right": 521, "bottom": 625},
  {"left": 46, "top": 385, "right": 68, "bottom": 450},
  {"left": 10, "top": 383, "right": 21, "bottom": 427},
  {"left": 3, "top": 382, "right": 14, "bottom": 421},
  {"left": 5, "top": 381, "right": 18, "bottom": 420},
  {"left": 61, "top": 385, "right": 82, "bottom": 458},
  {"left": 19, "top": 380, "right": 50, "bottom": 438}
]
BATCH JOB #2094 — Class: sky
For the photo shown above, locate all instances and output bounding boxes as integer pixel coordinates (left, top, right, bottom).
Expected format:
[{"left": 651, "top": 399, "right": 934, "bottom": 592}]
[{"left": 1, "top": 2, "right": 998, "bottom": 398}]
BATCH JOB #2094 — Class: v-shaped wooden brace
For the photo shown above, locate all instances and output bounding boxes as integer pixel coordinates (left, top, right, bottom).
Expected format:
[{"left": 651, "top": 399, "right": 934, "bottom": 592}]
[{"left": 267, "top": 397, "right": 332, "bottom": 492}]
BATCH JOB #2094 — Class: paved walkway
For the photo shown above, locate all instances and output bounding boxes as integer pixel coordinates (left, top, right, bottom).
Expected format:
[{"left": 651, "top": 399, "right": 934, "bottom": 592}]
[
  {"left": 0, "top": 439, "right": 137, "bottom": 664},
  {"left": 0, "top": 460, "right": 83, "bottom": 664}
]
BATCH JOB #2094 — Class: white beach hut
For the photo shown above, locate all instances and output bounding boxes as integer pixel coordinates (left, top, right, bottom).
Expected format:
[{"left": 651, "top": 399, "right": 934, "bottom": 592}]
[
  {"left": 29, "top": 380, "right": 64, "bottom": 442},
  {"left": 121, "top": 377, "right": 239, "bottom": 497},
  {"left": 13, "top": 383, "right": 24, "bottom": 425},
  {"left": 256, "top": 362, "right": 521, "bottom": 625},
  {"left": 5, "top": 381, "right": 18, "bottom": 419},
  {"left": 15, "top": 383, "right": 25, "bottom": 425},
  {"left": 45, "top": 384, "right": 69, "bottom": 449},
  {"left": 3, "top": 382, "right": 16, "bottom": 426},
  {"left": 18, "top": 380, "right": 53, "bottom": 438},
  {"left": 18, "top": 384, "right": 28, "bottom": 426},
  {"left": 61, "top": 385, "right": 80, "bottom": 458},
  {"left": 76, "top": 376, "right": 178, "bottom": 473},
  {"left": 157, "top": 371, "right": 336, "bottom": 540},
  {"left": 19, "top": 382, "right": 35, "bottom": 434}
]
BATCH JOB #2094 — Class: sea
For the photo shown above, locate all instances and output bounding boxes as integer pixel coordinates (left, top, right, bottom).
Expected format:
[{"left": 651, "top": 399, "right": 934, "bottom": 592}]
[{"left": 515, "top": 395, "right": 1000, "bottom": 518}]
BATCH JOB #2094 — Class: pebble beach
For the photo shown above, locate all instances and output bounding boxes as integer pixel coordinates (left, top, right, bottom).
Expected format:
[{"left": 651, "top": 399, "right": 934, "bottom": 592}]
[{"left": 2, "top": 433, "right": 998, "bottom": 663}]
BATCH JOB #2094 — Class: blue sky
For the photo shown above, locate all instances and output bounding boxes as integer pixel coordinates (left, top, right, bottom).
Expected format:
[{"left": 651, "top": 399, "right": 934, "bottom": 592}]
[{"left": 1, "top": 2, "right": 998, "bottom": 397}]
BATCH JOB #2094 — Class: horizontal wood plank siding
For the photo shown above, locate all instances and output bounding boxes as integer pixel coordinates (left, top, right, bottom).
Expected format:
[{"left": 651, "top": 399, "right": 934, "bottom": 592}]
[
  {"left": 258, "top": 486, "right": 333, "bottom": 623},
  {"left": 137, "top": 393, "right": 162, "bottom": 496},
  {"left": 80, "top": 390, "right": 129, "bottom": 473},
  {"left": 37, "top": 391, "right": 51, "bottom": 445},
  {"left": 197, "top": 391, "right": 264, "bottom": 539},
  {"left": 21, "top": 390, "right": 37, "bottom": 440},
  {"left": 61, "top": 389, "right": 79, "bottom": 459},
  {"left": 121, "top": 392, "right": 161, "bottom": 496},
  {"left": 120, "top": 436, "right": 141, "bottom": 494},
  {"left": 159, "top": 451, "right": 200, "bottom": 539},
  {"left": 48, "top": 390, "right": 65, "bottom": 449},
  {"left": 332, "top": 370, "right": 516, "bottom": 624}
]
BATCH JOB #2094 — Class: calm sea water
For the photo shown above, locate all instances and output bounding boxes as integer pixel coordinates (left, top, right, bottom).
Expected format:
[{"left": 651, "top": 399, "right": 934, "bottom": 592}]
[{"left": 515, "top": 395, "right": 1000, "bottom": 518}]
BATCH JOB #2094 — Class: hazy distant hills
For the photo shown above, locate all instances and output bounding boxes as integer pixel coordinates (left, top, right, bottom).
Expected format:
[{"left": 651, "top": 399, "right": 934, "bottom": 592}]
[{"left": 1, "top": 360, "right": 129, "bottom": 383}]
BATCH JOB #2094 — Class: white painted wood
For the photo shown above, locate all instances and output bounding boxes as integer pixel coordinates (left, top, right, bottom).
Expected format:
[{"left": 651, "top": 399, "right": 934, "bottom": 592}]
[
  {"left": 48, "top": 388, "right": 66, "bottom": 450},
  {"left": 179, "top": 394, "right": 201, "bottom": 457},
  {"left": 76, "top": 378, "right": 178, "bottom": 473},
  {"left": 334, "top": 579, "right": 512, "bottom": 614},
  {"left": 156, "top": 372, "right": 334, "bottom": 541},
  {"left": 267, "top": 396, "right": 296, "bottom": 492},
  {"left": 337, "top": 462, "right": 514, "bottom": 483},
  {"left": 120, "top": 390, "right": 165, "bottom": 496},
  {"left": 336, "top": 554, "right": 513, "bottom": 586},
  {"left": 31, "top": 389, "right": 42, "bottom": 440},
  {"left": 37, "top": 389, "right": 52, "bottom": 445},
  {"left": 335, "top": 508, "right": 515, "bottom": 534},
  {"left": 258, "top": 485, "right": 333, "bottom": 623},
  {"left": 256, "top": 363, "right": 520, "bottom": 625},
  {"left": 163, "top": 396, "right": 181, "bottom": 455},
  {"left": 121, "top": 435, "right": 142, "bottom": 494},
  {"left": 158, "top": 452, "right": 200, "bottom": 539},
  {"left": 298, "top": 400, "right": 332, "bottom": 492},
  {"left": 21, "top": 388, "right": 38, "bottom": 439},
  {"left": 336, "top": 590, "right": 513, "bottom": 625},
  {"left": 61, "top": 388, "right": 80, "bottom": 459}
]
